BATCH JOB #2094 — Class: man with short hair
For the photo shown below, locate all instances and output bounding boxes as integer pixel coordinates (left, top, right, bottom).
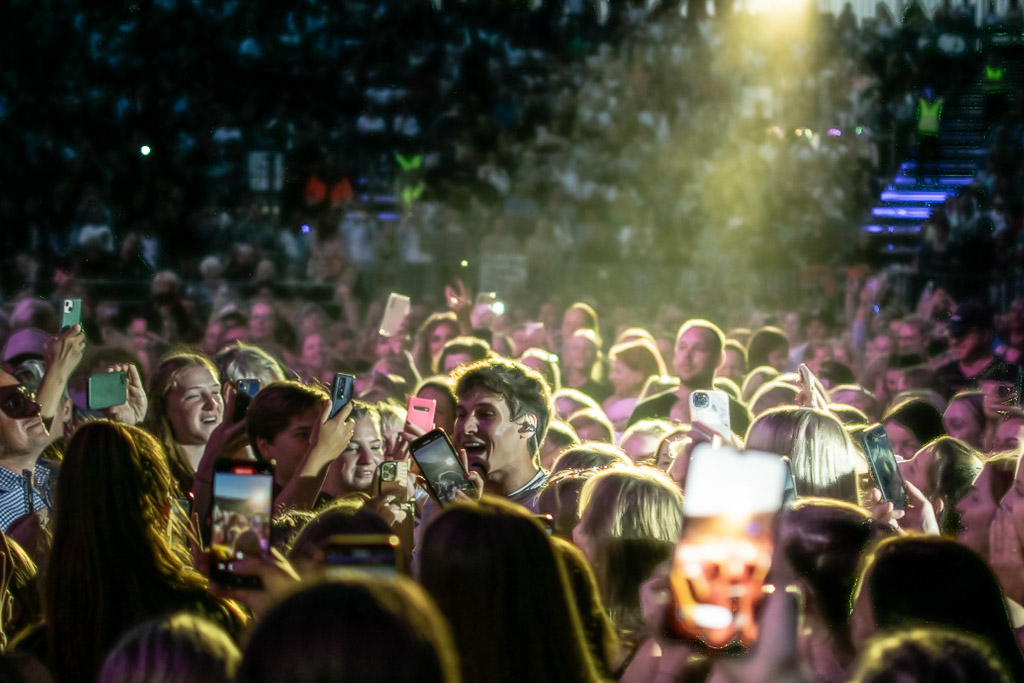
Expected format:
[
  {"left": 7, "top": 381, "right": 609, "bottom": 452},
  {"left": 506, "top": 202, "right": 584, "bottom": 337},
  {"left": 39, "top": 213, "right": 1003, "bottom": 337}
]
[
  {"left": 895, "top": 315, "right": 931, "bottom": 357},
  {"left": 0, "top": 370, "right": 55, "bottom": 531},
  {"left": 451, "top": 357, "right": 551, "bottom": 511},
  {"left": 627, "top": 320, "right": 752, "bottom": 435},
  {"left": 936, "top": 303, "right": 1000, "bottom": 394}
]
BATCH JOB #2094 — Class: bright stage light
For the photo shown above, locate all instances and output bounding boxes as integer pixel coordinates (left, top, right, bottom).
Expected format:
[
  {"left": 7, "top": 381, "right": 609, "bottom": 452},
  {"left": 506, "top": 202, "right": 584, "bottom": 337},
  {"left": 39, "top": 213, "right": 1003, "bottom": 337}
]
[
  {"left": 739, "top": 0, "right": 809, "bottom": 13},
  {"left": 140, "top": 145, "right": 151, "bottom": 156}
]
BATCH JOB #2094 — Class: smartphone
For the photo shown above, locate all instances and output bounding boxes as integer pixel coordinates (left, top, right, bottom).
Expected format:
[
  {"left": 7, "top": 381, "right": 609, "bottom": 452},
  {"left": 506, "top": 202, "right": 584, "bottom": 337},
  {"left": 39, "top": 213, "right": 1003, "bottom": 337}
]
[
  {"left": 329, "top": 372, "right": 356, "bottom": 419},
  {"left": 799, "top": 363, "right": 826, "bottom": 405},
  {"left": 409, "top": 429, "right": 477, "bottom": 505},
  {"left": 87, "top": 370, "right": 127, "bottom": 410},
  {"left": 378, "top": 293, "right": 411, "bottom": 337},
  {"left": 861, "top": 424, "right": 906, "bottom": 510},
  {"left": 210, "top": 460, "right": 275, "bottom": 588},
  {"left": 666, "top": 446, "right": 787, "bottom": 650},
  {"left": 378, "top": 460, "right": 410, "bottom": 499},
  {"left": 60, "top": 298, "right": 82, "bottom": 331},
  {"left": 689, "top": 389, "right": 731, "bottom": 434},
  {"left": 323, "top": 534, "right": 403, "bottom": 579},
  {"left": 234, "top": 379, "right": 260, "bottom": 422},
  {"left": 405, "top": 396, "right": 436, "bottom": 433}
]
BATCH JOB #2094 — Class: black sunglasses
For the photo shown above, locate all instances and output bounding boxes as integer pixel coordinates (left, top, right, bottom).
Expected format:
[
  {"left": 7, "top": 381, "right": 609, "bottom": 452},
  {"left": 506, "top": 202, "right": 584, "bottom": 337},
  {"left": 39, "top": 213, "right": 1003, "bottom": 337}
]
[{"left": 0, "top": 385, "right": 40, "bottom": 420}]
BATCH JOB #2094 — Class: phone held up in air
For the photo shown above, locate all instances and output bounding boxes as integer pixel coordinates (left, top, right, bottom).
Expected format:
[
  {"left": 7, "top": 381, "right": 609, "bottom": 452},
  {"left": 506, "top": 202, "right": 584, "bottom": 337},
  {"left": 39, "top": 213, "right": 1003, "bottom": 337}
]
[
  {"left": 323, "top": 534, "right": 403, "bottom": 579},
  {"left": 409, "top": 429, "right": 477, "bottom": 505},
  {"left": 405, "top": 396, "right": 436, "bottom": 433},
  {"left": 60, "top": 298, "right": 82, "bottom": 332},
  {"left": 234, "top": 379, "right": 261, "bottom": 422},
  {"left": 689, "top": 389, "right": 731, "bottom": 435},
  {"left": 666, "top": 446, "right": 787, "bottom": 651},
  {"left": 210, "top": 459, "right": 275, "bottom": 588},
  {"left": 378, "top": 460, "right": 411, "bottom": 500},
  {"left": 860, "top": 424, "right": 906, "bottom": 510},
  {"left": 379, "top": 293, "right": 411, "bottom": 338},
  {"left": 87, "top": 370, "right": 128, "bottom": 410},
  {"left": 329, "top": 373, "right": 356, "bottom": 419}
]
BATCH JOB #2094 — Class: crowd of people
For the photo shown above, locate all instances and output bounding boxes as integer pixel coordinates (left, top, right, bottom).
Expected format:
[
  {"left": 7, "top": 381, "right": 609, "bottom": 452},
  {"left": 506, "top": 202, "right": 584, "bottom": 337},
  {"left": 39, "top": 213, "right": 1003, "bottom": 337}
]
[{"left": 0, "top": 262, "right": 1019, "bottom": 682}]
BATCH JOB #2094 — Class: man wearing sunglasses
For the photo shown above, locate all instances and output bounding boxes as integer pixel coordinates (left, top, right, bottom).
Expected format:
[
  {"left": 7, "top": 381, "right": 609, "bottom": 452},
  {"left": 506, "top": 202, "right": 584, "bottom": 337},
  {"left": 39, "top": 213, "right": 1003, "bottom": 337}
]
[{"left": 0, "top": 370, "right": 54, "bottom": 532}]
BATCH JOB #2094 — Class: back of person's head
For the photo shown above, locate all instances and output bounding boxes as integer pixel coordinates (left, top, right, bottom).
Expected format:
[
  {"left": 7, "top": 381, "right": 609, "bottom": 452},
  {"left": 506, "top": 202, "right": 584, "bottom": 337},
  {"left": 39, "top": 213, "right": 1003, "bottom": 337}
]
[
  {"left": 746, "top": 407, "right": 861, "bottom": 503},
  {"left": 285, "top": 497, "right": 392, "bottom": 567},
  {"left": 567, "top": 408, "right": 614, "bottom": 444},
  {"left": 519, "top": 348, "right": 561, "bottom": 393},
  {"left": 851, "top": 627, "right": 1011, "bottom": 683},
  {"left": 747, "top": 326, "right": 790, "bottom": 370},
  {"left": 918, "top": 436, "right": 983, "bottom": 535},
  {"left": 818, "top": 359, "right": 856, "bottom": 388},
  {"left": 551, "top": 443, "right": 633, "bottom": 474},
  {"left": 213, "top": 342, "right": 286, "bottom": 386},
  {"left": 749, "top": 380, "right": 799, "bottom": 416},
  {"left": 830, "top": 384, "right": 882, "bottom": 422},
  {"left": 712, "top": 376, "right": 741, "bottom": 401},
  {"left": 576, "top": 468, "right": 683, "bottom": 637},
  {"left": 538, "top": 468, "right": 598, "bottom": 539},
  {"left": 883, "top": 398, "right": 945, "bottom": 444},
  {"left": 420, "top": 497, "right": 601, "bottom": 683},
  {"left": 247, "top": 380, "right": 327, "bottom": 457},
  {"left": 780, "top": 499, "right": 878, "bottom": 654},
  {"left": 541, "top": 420, "right": 580, "bottom": 462},
  {"left": 237, "top": 578, "right": 461, "bottom": 683},
  {"left": 858, "top": 536, "right": 1024, "bottom": 680},
  {"left": 553, "top": 387, "right": 601, "bottom": 420},
  {"left": 830, "top": 403, "right": 871, "bottom": 426},
  {"left": 438, "top": 336, "right": 492, "bottom": 374},
  {"left": 47, "top": 420, "right": 205, "bottom": 683},
  {"left": 609, "top": 338, "right": 666, "bottom": 380},
  {"left": 98, "top": 612, "right": 241, "bottom": 683},
  {"left": 741, "top": 366, "right": 781, "bottom": 403},
  {"left": 550, "top": 537, "right": 619, "bottom": 677},
  {"left": 453, "top": 358, "right": 552, "bottom": 458},
  {"left": 619, "top": 419, "right": 674, "bottom": 465}
]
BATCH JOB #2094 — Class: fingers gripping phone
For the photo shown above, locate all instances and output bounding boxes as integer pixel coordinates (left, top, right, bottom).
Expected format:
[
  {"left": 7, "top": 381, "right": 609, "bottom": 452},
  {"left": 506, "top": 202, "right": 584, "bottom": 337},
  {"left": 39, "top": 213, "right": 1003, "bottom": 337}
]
[
  {"left": 87, "top": 371, "right": 127, "bottom": 410},
  {"left": 409, "top": 429, "right": 476, "bottom": 505},
  {"left": 210, "top": 460, "right": 275, "bottom": 588},
  {"left": 329, "top": 373, "right": 356, "bottom": 419},
  {"left": 861, "top": 424, "right": 907, "bottom": 510},
  {"left": 378, "top": 460, "right": 411, "bottom": 499}
]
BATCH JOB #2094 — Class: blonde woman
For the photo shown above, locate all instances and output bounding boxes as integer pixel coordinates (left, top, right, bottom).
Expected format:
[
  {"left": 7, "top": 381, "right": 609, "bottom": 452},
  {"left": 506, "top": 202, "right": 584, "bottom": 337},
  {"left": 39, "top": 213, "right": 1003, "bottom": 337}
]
[{"left": 745, "top": 406, "right": 864, "bottom": 504}]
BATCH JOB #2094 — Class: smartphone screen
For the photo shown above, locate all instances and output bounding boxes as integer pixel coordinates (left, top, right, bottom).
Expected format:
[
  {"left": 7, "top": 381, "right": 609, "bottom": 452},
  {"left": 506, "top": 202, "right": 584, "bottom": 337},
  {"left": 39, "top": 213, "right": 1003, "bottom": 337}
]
[
  {"left": 60, "top": 298, "right": 82, "bottom": 332},
  {"left": 378, "top": 293, "right": 411, "bottom": 337},
  {"left": 862, "top": 425, "right": 906, "bottom": 510},
  {"left": 666, "top": 446, "right": 786, "bottom": 650},
  {"left": 406, "top": 396, "right": 436, "bottom": 432},
  {"left": 323, "top": 534, "right": 402, "bottom": 579},
  {"left": 234, "top": 379, "right": 260, "bottom": 422},
  {"left": 329, "top": 373, "right": 355, "bottom": 419},
  {"left": 409, "top": 429, "right": 476, "bottom": 504},
  {"left": 689, "top": 389, "right": 731, "bottom": 434},
  {"left": 211, "top": 460, "right": 274, "bottom": 587},
  {"left": 87, "top": 371, "right": 128, "bottom": 410}
]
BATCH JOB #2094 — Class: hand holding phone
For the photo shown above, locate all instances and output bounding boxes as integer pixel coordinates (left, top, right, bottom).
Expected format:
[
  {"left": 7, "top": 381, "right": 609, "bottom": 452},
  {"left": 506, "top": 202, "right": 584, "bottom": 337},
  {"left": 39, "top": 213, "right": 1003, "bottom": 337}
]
[
  {"left": 329, "top": 373, "right": 355, "bottom": 419},
  {"left": 861, "top": 425, "right": 906, "bottom": 510},
  {"left": 405, "top": 396, "right": 436, "bottom": 433},
  {"left": 210, "top": 460, "right": 275, "bottom": 588},
  {"left": 88, "top": 370, "right": 128, "bottom": 410},
  {"left": 409, "top": 429, "right": 479, "bottom": 505},
  {"left": 234, "top": 379, "right": 261, "bottom": 422},
  {"left": 689, "top": 390, "right": 731, "bottom": 436},
  {"left": 60, "top": 298, "right": 82, "bottom": 332}
]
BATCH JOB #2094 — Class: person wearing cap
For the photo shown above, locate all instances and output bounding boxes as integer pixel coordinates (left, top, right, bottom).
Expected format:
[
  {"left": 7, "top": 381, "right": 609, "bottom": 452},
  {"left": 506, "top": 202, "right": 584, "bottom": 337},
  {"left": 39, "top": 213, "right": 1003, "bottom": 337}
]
[{"left": 936, "top": 303, "right": 1000, "bottom": 395}]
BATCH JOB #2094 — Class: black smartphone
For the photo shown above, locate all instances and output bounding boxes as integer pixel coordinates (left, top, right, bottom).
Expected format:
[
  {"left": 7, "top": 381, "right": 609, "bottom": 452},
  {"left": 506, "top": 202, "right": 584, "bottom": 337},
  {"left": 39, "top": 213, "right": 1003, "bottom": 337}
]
[
  {"left": 87, "top": 371, "right": 128, "bottom": 410},
  {"left": 60, "top": 298, "right": 82, "bottom": 332},
  {"left": 329, "top": 372, "right": 356, "bottom": 419},
  {"left": 323, "top": 534, "right": 403, "bottom": 579},
  {"left": 409, "top": 429, "right": 477, "bottom": 505},
  {"left": 210, "top": 460, "right": 275, "bottom": 588},
  {"left": 234, "top": 379, "right": 261, "bottom": 422},
  {"left": 861, "top": 424, "right": 906, "bottom": 510}
]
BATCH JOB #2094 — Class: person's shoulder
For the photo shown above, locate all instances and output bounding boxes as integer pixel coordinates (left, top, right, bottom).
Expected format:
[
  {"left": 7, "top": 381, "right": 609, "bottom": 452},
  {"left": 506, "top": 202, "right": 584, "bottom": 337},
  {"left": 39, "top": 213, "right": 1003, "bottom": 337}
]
[{"left": 626, "top": 391, "right": 674, "bottom": 427}]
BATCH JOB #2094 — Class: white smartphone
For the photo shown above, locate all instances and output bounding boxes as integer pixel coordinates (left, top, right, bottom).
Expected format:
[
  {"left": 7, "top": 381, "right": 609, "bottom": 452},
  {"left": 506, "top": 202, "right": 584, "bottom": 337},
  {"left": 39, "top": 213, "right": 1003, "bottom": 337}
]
[
  {"left": 689, "top": 389, "right": 731, "bottom": 434},
  {"left": 379, "top": 293, "right": 411, "bottom": 337}
]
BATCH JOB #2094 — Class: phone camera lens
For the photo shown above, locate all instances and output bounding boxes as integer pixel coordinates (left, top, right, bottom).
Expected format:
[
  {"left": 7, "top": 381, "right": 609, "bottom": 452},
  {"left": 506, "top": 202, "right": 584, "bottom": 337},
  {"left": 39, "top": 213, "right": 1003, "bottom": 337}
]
[{"left": 693, "top": 392, "right": 710, "bottom": 408}]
